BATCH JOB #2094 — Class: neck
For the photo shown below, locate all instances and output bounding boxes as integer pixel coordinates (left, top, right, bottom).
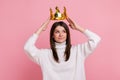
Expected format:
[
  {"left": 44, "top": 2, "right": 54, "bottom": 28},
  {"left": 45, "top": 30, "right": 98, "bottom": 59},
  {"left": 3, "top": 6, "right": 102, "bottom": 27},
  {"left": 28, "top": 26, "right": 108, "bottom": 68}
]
[{"left": 55, "top": 41, "right": 66, "bottom": 48}]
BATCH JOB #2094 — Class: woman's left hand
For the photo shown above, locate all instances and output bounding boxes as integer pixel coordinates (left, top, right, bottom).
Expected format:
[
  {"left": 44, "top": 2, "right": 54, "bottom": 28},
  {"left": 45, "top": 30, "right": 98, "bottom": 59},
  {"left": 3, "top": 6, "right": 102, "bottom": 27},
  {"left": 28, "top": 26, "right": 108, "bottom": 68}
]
[{"left": 66, "top": 17, "right": 86, "bottom": 33}]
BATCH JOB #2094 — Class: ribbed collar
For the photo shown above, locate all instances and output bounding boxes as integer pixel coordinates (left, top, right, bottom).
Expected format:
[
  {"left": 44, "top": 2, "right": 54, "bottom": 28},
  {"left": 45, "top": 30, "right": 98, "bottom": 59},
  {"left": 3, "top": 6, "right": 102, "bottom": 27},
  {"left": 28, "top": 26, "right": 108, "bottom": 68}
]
[{"left": 55, "top": 41, "right": 66, "bottom": 48}]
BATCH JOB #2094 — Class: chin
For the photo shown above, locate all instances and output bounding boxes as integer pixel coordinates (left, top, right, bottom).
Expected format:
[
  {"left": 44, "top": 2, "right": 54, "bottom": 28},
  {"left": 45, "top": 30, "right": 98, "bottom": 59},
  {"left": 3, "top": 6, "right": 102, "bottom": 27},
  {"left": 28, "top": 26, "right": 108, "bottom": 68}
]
[{"left": 56, "top": 40, "right": 65, "bottom": 43}]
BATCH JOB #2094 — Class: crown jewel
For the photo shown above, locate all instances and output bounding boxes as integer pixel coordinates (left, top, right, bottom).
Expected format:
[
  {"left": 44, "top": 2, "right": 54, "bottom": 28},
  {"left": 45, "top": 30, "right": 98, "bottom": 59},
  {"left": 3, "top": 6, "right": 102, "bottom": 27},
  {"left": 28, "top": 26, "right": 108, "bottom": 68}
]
[{"left": 50, "top": 6, "right": 67, "bottom": 20}]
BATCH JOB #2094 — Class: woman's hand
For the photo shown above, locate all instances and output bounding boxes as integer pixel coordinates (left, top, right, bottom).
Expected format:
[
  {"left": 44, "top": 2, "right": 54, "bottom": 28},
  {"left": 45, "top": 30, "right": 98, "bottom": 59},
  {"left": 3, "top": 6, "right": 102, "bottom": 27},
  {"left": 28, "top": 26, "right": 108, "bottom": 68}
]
[
  {"left": 66, "top": 17, "right": 86, "bottom": 33},
  {"left": 41, "top": 17, "right": 50, "bottom": 31},
  {"left": 35, "top": 17, "right": 50, "bottom": 35}
]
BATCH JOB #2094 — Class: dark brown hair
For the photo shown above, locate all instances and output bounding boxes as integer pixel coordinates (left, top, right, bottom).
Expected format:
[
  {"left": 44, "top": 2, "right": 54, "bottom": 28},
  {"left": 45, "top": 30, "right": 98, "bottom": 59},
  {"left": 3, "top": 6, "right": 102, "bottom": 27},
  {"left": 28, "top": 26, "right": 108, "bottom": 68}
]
[{"left": 50, "top": 21, "right": 71, "bottom": 63}]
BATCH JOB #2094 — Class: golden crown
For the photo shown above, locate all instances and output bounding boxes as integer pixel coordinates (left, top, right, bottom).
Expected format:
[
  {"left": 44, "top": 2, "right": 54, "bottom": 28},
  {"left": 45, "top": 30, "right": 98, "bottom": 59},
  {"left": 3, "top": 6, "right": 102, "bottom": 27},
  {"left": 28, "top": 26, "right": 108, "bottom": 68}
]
[{"left": 50, "top": 6, "right": 67, "bottom": 20}]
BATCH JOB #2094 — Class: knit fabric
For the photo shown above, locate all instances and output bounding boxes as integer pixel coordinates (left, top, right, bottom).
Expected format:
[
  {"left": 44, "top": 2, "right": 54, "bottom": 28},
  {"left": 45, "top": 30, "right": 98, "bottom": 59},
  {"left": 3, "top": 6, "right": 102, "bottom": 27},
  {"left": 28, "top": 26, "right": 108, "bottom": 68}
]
[{"left": 24, "top": 29, "right": 101, "bottom": 80}]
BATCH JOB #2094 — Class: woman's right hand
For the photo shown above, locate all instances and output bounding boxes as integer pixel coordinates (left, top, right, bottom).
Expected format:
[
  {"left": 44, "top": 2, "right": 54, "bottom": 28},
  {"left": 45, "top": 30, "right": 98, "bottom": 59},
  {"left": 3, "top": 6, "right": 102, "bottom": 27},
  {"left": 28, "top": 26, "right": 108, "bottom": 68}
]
[
  {"left": 35, "top": 17, "right": 50, "bottom": 35},
  {"left": 41, "top": 17, "right": 50, "bottom": 31}
]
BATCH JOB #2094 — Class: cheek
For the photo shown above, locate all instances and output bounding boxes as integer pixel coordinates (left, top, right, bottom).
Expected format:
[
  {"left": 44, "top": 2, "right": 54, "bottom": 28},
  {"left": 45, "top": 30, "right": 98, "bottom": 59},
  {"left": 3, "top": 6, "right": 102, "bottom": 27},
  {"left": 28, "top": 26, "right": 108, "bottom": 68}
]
[
  {"left": 53, "top": 34, "right": 58, "bottom": 39},
  {"left": 64, "top": 33, "right": 67, "bottom": 38}
]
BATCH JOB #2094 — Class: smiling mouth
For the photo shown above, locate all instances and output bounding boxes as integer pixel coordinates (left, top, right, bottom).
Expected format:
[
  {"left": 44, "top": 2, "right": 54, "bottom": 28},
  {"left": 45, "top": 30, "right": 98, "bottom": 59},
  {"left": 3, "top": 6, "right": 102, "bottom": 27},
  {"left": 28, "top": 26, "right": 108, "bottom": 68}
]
[{"left": 58, "top": 38, "right": 64, "bottom": 39}]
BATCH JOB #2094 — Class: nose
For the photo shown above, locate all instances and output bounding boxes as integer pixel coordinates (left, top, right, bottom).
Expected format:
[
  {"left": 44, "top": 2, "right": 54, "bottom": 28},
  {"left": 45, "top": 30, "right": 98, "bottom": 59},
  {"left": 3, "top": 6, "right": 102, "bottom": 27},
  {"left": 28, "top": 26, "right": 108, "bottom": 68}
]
[{"left": 59, "top": 32, "right": 63, "bottom": 37}]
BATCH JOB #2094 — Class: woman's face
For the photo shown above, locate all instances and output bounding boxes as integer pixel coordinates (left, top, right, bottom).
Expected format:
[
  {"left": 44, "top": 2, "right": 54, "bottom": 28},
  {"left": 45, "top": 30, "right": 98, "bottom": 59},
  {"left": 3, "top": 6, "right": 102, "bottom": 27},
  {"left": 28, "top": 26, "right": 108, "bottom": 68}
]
[{"left": 53, "top": 26, "right": 67, "bottom": 43}]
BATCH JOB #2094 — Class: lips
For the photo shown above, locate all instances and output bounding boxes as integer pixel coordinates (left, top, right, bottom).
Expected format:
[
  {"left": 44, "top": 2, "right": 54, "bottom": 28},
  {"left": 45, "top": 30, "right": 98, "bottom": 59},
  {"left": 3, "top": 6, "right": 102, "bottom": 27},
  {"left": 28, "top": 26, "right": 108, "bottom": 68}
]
[
  {"left": 58, "top": 38, "right": 63, "bottom": 39},
  {"left": 58, "top": 37, "right": 64, "bottom": 40}
]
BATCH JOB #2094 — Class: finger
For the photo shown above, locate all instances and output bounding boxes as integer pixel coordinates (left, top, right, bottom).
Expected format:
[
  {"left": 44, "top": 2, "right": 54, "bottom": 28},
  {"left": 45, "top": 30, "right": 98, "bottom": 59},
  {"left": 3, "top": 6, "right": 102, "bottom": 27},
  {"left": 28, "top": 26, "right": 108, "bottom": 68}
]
[
  {"left": 66, "top": 17, "right": 71, "bottom": 23},
  {"left": 67, "top": 18, "right": 76, "bottom": 28},
  {"left": 67, "top": 17, "right": 74, "bottom": 24},
  {"left": 67, "top": 17, "right": 76, "bottom": 29},
  {"left": 66, "top": 17, "right": 72, "bottom": 23},
  {"left": 69, "top": 24, "right": 74, "bottom": 29}
]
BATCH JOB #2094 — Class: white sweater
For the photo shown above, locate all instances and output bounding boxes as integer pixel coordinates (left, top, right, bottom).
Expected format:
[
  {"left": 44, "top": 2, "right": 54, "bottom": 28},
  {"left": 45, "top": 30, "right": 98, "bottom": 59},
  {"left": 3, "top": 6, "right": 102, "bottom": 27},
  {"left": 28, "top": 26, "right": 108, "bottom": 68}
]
[{"left": 24, "top": 29, "right": 101, "bottom": 80}]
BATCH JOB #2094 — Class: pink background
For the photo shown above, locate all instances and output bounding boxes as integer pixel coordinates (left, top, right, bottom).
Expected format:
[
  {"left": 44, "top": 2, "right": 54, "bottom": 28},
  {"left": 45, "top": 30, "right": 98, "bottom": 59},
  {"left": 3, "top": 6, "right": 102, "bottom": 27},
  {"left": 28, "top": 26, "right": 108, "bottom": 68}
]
[{"left": 0, "top": 0, "right": 120, "bottom": 80}]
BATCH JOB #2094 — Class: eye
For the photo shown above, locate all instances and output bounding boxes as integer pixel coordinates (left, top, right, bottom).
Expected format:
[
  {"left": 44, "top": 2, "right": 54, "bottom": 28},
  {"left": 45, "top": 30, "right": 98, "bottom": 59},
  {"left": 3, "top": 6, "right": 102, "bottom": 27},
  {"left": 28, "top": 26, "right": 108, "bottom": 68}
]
[
  {"left": 55, "top": 30, "right": 59, "bottom": 33},
  {"left": 63, "top": 30, "right": 66, "bottom": 33}
]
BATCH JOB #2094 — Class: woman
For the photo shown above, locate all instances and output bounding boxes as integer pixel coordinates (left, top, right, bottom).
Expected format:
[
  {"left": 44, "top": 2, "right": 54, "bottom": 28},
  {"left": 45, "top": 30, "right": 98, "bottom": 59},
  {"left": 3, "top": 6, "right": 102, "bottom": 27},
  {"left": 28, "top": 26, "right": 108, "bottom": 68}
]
[{"left": 24, "top": 17, "right": 101, "bottom": 80}]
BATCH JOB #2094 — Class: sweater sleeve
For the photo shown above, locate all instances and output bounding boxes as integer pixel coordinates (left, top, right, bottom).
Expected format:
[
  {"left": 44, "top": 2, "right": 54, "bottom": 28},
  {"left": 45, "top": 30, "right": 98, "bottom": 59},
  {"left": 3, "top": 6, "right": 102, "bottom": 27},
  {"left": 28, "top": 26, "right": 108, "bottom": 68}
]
[
  {"left": 77, "top": 29, "right": 101, "bottom": 59},
  {"left": 24, "top": 33, "right": 48, "bottom": 65}
]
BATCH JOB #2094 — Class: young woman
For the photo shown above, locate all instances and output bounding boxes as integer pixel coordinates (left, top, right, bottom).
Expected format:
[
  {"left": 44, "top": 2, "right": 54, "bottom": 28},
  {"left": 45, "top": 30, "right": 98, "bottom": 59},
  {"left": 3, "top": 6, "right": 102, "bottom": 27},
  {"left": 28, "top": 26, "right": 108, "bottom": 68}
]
[{"left": 24, "top": 17, "right": 101, "bottom": 80}]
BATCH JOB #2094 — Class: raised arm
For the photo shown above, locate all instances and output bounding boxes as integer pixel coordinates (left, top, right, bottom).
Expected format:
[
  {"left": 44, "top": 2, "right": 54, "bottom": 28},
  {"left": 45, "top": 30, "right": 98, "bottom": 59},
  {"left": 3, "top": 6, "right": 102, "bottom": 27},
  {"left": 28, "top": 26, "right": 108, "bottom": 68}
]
[
  {"left": 35, "top": 17, "right": 50, "bottom": 35},
  {"left": 66, "top": 17, "right": 101, "bottom": 58},
  {"left": 24, "top": 18, "right": 50, "bottom": 64}
]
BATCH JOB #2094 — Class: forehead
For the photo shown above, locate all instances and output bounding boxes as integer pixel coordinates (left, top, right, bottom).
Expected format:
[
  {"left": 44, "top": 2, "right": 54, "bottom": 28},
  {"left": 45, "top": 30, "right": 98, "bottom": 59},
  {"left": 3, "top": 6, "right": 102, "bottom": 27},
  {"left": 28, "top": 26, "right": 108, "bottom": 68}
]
[{"left": 55, "top": 26, "right": 66, "bottom": 30}]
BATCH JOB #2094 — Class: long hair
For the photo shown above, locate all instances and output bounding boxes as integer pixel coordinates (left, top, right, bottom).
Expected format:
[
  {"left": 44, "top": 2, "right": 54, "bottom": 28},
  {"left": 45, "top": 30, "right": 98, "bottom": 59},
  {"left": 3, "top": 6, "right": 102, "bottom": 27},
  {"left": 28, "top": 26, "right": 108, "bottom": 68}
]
[{"left": 50, "top": 21, "right": 71, "bottom": 63}]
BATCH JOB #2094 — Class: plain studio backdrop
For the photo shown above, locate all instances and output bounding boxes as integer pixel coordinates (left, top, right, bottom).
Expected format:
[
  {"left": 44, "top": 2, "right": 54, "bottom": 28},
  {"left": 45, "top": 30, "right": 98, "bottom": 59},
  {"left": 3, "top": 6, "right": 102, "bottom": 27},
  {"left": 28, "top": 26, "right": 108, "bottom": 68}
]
[{"left": 0, "top": 0, "right": 120, "bottom": 80}]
